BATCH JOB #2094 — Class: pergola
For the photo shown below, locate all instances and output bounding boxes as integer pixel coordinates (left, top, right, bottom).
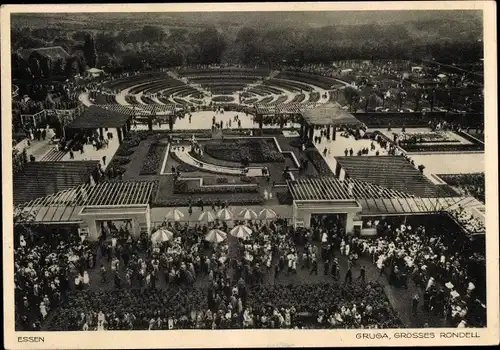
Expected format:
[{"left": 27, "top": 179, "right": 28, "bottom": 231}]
[
  {"left": 16, "top": 180, "right": 158, "bottom": 224},
  {"left": 299, "top": 104, "right": 363, "bottom": 141},
  {"left": 286, "top": 177, "right": 477, "bottom": 216},
  {"left": 253, "top": 102, "right": 322, "bottom": 128},
  {"left": 66, "top": 105, "right": 133, "bottom": 144}
]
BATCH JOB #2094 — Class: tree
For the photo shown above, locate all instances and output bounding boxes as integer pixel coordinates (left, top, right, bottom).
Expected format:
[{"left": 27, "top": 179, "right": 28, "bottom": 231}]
[
  {"left": 343, "top": 86, "right": 360, "bottom": 112},
  {"left": 83, "top": 33, "right": 98, "bottom": 68},
  {"left": 52, "top": 57, "right": 66, "bottom": 77},
  {"left": 28, "top": 53, "right": 42, "bottom": 79}
]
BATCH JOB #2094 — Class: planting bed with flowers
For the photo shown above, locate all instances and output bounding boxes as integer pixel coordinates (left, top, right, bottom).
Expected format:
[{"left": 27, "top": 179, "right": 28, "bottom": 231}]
[
  {"left": 204, "top": 139, "right": 285, "bottom": 163},
  {"left": 139, "top": 141, "right": 167, "bottom": 175},
  {"left": 305, "top": 149, "right": 334, "bottom": 176}
]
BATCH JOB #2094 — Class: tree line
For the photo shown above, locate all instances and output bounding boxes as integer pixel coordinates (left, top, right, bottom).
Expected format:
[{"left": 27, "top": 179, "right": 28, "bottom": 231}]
[{"left": 11, "top": 22, "right": 483, "bottom": 82}]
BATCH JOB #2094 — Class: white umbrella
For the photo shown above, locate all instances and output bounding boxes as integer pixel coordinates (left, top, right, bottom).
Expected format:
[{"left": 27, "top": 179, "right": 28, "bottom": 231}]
[
  {"left": 198, "top": 211, "right": 216, "bottom": 223},
  {"left": 259, "top": 208, "right": 277, "bottom": 220},
  {"left": 239, "top": 208, "right": 258, "bottom": 220},
  {"left": 166, "top": 209, "right": 184, "bottom": 222},
  {"left": 216, "top": 208, "right": 233, "bottom": 221},
  {"left": 151, "top": 229, "right": 174, "bottom": 244},
  {"left": 230, "top": 225, "right": 253, "bottom": 239},
  {"left": 205, "top": 229, "right": 227, "bottom": 243}
]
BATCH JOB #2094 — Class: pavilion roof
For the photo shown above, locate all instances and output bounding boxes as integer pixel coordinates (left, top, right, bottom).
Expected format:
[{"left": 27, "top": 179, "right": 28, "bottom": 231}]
[
  {"left": 67, "top": 105, "right": 132, "bottom": 129},
  {"left": 301, "top": 104, "right": 361, "bottom": 126},
  {"left": 254, "top": 102, "right": 324, "bottom": 115},
  {"left": 96, "top": 104, "right": 176, "bottom": 116},
  {"left": 286, "top": 177, "right": 472, "bottom": 215},
  {"left": 287, "top": 177, "right": 415, "bottom": 201},
  {"left": 16, "top": 180, "right": 158, "bottom": 223}
]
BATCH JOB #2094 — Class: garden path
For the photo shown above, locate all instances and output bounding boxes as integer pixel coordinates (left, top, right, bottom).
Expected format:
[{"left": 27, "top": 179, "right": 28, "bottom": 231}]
[{"left": 312, "top": 128, "right": 391, "bottom": 178}]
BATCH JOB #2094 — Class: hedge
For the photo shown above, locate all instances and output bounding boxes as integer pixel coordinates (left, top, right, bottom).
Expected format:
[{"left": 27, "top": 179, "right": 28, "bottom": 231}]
[
  {"left": 305, "top": 150, "right": 334, "bottom": 176},
  {"left": 139, "top": 142, "right": 166, "bottom": 175}
]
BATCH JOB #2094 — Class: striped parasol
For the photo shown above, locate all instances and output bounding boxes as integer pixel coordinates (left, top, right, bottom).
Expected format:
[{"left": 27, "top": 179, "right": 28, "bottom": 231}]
[
  {"left": 216, "top": 208, "right": 233, "bottom": 221},
  {"left": 165, "top": 209, "right": 184, "bottom": 222},
  {"left": 205, "top": 229, "right": 227, "bottom": 243},
  {"left": 239, "top": 208, "right": 258, "bottom": 220},
  {"left": 259, "top": 208, "right": 277, "bottom": 220},
  {"left": 230, "top": 225, "right": 253, "bottom": 239},
  {"left": 198, "top": 211, "right": 216, "bottom": 223},
  {"left": 151, "top": 229, "right": 174, "bottom": 243}
]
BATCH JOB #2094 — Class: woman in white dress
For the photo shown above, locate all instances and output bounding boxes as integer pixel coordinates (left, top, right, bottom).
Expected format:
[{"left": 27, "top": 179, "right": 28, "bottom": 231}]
[
  {"left": 39, "top": 301, "right": 47, "bottom": 320},
  {"left": 263, "top": 190, "right": 269, "bottom": 200},
  {"left": 97, "top": 311, "right": 106, "bottom": 331},
  {"left": 83, "top": 271, "right": 90, "bottom": 288}
]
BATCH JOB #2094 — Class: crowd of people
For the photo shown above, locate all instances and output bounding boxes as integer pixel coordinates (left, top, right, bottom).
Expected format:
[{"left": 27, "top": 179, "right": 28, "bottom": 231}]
[
  {"left": 352, "top": 217, "right": 486, "bottom": 327},
  {"left": 48, "top": 281, "right": 402, "bottom": 330},
  {"left": 15, "top": 208, "right": 486, "bottom": 331},
  {"left": 14, "top": 227, "right": 96, "bottom": 331}
]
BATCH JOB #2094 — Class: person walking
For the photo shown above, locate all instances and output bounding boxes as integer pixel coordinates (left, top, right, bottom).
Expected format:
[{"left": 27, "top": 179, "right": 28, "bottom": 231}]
[
  {"left": 102, "top": 155, "right": 107, "bottom": 166},
  {"left": 358, "top": 265, "right": 366, "bottom": 283},
  {"left": 412, "top": 293, "right": 420, "bottom": 316},
  {"left": 344, "top": 266, "right": 353, "bottom": 284}
]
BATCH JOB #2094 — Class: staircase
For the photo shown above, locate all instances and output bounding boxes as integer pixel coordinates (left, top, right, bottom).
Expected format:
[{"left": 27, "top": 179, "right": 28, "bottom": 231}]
[
  {"left": 212, "top": 129, "right": 224, "bottom": 139},
  {"left": 40, "top": 149, "right": 67, "bottom": 161}
]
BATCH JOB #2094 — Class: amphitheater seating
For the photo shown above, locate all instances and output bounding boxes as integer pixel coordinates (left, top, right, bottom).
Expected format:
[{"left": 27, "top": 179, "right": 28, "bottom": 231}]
[
  {"left": 176, "top": 68, "right": 270, "bottom": 77},
  {"left": 189, "top": 76, "right": 259, "bottom": 84},
  {"left": 276, "top": 71, "right": 345, "bottom": 90},
  {"left": 263, "top": 79, "right": 314, "bottom": 92},
  {"left": 248, "top": 85, "right": 282, "bottom": 95},
  {"left": 103, "top": 72, "right": 167, "bottom": 91},
  {"left": 128, "top": 79, "right": 167, "bottom": 94}
]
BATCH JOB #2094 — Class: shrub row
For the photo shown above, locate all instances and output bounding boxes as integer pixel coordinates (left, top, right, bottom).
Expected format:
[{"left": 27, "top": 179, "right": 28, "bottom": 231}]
[
  {"left": 305, "top": 150, "right": 334, "bottom": 175},
  {"left": 173, "top": 180, "right": 259, "bottom": 194},
  {"left": 152, "top": 194, "right": 264, "bottom": 207},
  {"left": 139, "top": 142, "right": 166, "bottom": 175}
]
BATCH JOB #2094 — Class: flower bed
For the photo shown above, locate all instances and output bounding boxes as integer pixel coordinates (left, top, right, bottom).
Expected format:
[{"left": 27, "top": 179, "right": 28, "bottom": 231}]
[
  {"left": 439, "top": 173, "right": 485, "bottom": 203},
  {"left": 244, "top": 98, "right": 259, "bottom": 104},
  {"left": 139, "top": 142, "right": 166, "bottom": 175},
  {"left": 204, "top": 139, "right": 285, "bottom": 163},
  {"left": 400, "top": 143, "right": 484, "bottom": 153},
  {"left": 173, "top": 180, "right": 259, "bottom": 194},
  {"left": 259, "top": 96, "right": 274, "bottom": 104},
  {"left": 308, "top": 92, "right": 320, "bottom": 103},
  {"left": 153, "top": 194, "right": 264, "bottom": 207},
  {"left": 305, "top": 150, "right": 333, "bottom": 175},
  {"left": 398, "top": 132, "right": 459, "bottom": 144},
  {"left": 211, "top": 96, "right": 235, "bottom": 102}
]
